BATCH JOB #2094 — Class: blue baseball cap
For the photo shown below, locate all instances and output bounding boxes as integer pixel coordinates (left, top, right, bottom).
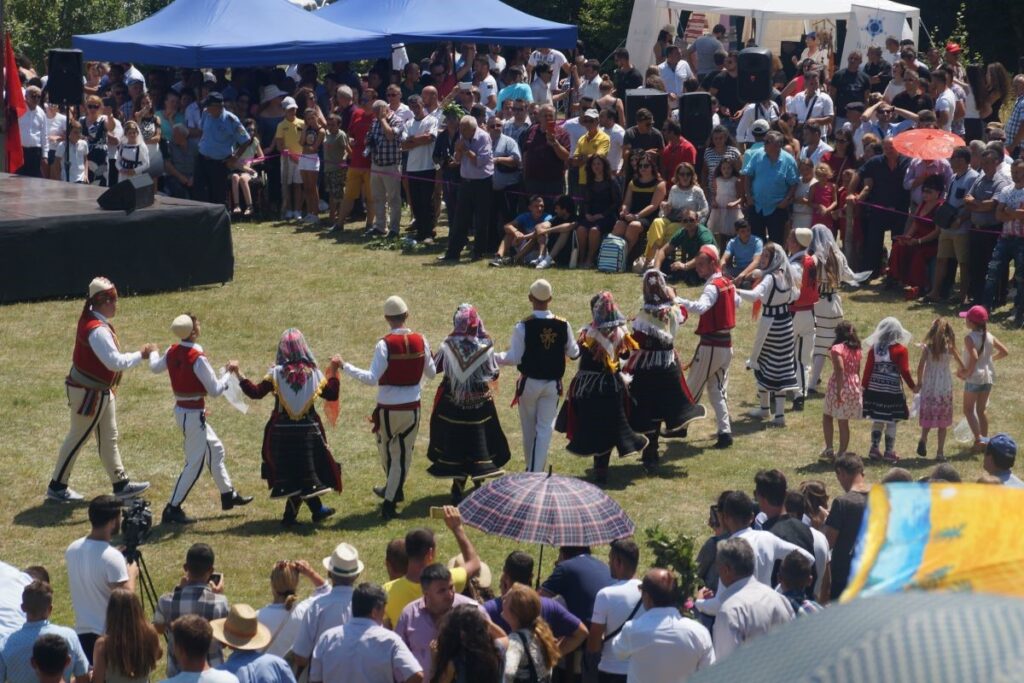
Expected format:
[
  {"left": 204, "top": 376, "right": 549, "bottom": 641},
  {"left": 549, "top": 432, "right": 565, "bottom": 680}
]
[{"left": 987, "top": 434, "right": 1017, "bottom": 462}]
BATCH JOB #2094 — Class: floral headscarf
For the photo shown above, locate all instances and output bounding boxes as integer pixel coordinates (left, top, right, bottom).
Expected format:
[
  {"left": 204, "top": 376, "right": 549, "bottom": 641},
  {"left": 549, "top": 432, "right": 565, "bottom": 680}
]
[
  {"left": 441, "top": 304, "right": 496, "bottom": 407},
  {"left": 450, "top": 303, "right": 489, "bottom": 339},
  {"left": 642, "top": 269, "right": 675, "bottom": 315},
  {"left": 271, "top": 328, "right": 328, "bottom": 420},
  {"left": 590, "top": 291, "right": 626, "bottom": 331}
]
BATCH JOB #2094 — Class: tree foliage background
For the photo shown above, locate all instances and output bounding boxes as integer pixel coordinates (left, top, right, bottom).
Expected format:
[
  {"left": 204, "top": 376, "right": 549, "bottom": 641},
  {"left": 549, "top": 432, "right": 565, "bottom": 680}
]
[{"left": 6, "top": 0, "right": 1021, "bottom": 75}]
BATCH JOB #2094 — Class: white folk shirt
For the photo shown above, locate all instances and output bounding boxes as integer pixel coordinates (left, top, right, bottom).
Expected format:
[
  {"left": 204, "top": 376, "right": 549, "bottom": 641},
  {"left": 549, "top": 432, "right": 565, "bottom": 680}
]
[
  {"left": 343, "top": 328, "right": 437, "bottom": 406},
  {"left": 495, "top": 310, "right": 579, "bottom": 369},
  {"left": 610, "top": 606, "right": 715, "bottom": 683},
  {"left": 19, "top": 105, "right": 48, "bottom": 153},
  {"left": 677, "top": 273, "right": 741, "bottom": 317},
  {"left": 602, "top": 123, "right": 626, "bottom": 173},
  {"left": 88, "top": 311, "right": 143, "bottom": 373},
  {"left": 712, "top": 577, "right": 794, "bottom": 661},
  {"left": 658, "top": 60, "right": 695, "bottom": 98},
  {"left": 149, "top": 341, "right": 229, "bottom": 406},
  {"left": 592, "top": 578, "right": 644, "bottom": 675}
]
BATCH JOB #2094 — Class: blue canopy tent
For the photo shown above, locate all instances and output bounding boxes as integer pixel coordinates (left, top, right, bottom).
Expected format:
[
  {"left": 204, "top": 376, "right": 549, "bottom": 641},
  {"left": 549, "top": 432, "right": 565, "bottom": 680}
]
[
  {"left": 317, "top": 0, "right": 577, "bottom": 48},
  {"left": 72, "top": 0, "right": 392, "bottom": 68}
]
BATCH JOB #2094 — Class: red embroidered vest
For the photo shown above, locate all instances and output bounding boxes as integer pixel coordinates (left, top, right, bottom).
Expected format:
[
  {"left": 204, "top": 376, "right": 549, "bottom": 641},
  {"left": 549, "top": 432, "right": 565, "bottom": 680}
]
[
  {"left": 71, "top": 313, "right": 120, "bottom": 389},
  {"left": 379, "top": 332, "right": 426, "bottom": 386},
  {"left": 695, "top": 276, "right": 737, "bottom": 335},
  {"left": 791, "top": 254, "right": 820, "bottom": 312},
  {"left": 167, "top": 344, "right": 206, "bottom": 397}
]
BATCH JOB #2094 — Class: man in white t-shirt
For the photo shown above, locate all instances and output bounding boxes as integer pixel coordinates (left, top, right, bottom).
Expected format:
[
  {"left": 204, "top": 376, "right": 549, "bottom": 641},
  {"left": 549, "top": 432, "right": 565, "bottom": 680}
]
[
  {"left": 528, "top": 47, "right": 569, "bottom": 81},
  {"left": 65, "top": 495, "right": 136, "bottom": 662},
  {"left": 578, "top": 59, "right": 603, "bottom": 102},
  {"left": 402, "top": 96, "right": 440, "bottom": 243},
  {"left": 930, "top": 69, "right": 957, "bottom": 132},
  {"left": 588, "top": 540, "right": 644, "bottom": 682},
  {"left": 658, "top": 45, "right": 694, "bottom": 109},
  {"left": 0, "top": 562, "right": 33, "bottom": 640},
  {"left": 474, "top": 56, "right": 499, "bottom": 110},
  {"left": 600, "top": 108, "right": 626, "bottom": 176},
  {"left": 159, "top": 615, "right": 238, "bottom": 683}
]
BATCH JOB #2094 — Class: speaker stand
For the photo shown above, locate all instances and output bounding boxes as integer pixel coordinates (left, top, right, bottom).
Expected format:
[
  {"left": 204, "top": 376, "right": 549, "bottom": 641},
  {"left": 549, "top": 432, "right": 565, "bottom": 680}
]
[{"left": 64, "top": 110, "right": 72, "bottom": 184}]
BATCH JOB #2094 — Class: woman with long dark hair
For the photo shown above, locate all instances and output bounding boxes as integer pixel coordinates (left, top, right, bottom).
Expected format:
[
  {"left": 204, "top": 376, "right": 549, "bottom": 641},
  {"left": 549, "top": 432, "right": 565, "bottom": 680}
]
[
  {"left": 430, "top": 604, "right": 505, "bottom": 683},
  {"left": 92, "top": 589, "right": 161, "bottom": 683},
  {"left": 980, "top": 62, "right": 1011, "bottom": 124},
  {"left": 577, "top": 154, "right": 622, "bottom": 267},
  {"left": 611, "top": 151, "right": 666, "bottom": 257}
]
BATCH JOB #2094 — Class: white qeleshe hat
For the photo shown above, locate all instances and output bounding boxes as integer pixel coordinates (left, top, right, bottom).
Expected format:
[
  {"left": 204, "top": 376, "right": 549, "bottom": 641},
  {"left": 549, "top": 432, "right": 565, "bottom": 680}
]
[
  {"left": 794, "top": 227, "right": 813, "bottom": 248},
  {"left": 171, "top": 314, "right": 194, "bottom": 339},
  {"left": 529, "top": 279, "right": 552, "bottom": 302},
  {"left": 322, "top": 542, "right": 365, "bottom": 577},
  {"left": 384, "top": 296, "right": 408, "bottom": 317},
  {"left": 88, "top": 276, "right": 116, "bottom": 299}
]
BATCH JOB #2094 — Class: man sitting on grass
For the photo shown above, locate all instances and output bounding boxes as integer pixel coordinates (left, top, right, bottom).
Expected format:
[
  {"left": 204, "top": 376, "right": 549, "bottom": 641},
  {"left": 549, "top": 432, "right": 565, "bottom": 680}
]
[
  {"left": 491, "top": 194, "right": 551, "bottom": 267},
  {"left": 532, "top": 195, "right": 578, "bottom": 270},
  {"left": 721, "top": 219, "right": 763, "bottom": 287}
]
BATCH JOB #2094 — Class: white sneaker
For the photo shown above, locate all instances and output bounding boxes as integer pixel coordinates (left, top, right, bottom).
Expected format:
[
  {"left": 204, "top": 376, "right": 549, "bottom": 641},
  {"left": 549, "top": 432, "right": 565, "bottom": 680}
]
[
  {"left": 747, "top": 407, "right": 769, "bottom": 419},
  {"left": 46, "top": 486, "right": 84, "bottom": 503},
  {"left": 536, "top": 255, "right": 555, "bottom": 269}
]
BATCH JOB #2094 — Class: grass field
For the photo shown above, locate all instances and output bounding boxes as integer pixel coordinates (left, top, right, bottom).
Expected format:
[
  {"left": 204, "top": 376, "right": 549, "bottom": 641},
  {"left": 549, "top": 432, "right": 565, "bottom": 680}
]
[{"left": 2, "top": 214, "right": 1020, "bottom": 639}]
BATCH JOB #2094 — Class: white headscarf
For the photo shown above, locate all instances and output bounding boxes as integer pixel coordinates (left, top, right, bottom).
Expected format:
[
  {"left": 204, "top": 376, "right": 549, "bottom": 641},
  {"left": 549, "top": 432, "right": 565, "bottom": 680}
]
[
  {"left": 808, "top": 224, "right": 868, "bottom": 286},
  {"left": 865, "top": 317, "right": 913, "bottom": 352},
  {"left": 762, "top": 242, "right": 796, "bottom": 290}
]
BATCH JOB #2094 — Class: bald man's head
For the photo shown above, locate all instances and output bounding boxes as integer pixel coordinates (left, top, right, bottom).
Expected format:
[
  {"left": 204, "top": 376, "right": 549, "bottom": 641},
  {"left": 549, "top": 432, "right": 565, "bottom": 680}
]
[{"left": 640, "top": 568, "right": 677, "bottom": 608}]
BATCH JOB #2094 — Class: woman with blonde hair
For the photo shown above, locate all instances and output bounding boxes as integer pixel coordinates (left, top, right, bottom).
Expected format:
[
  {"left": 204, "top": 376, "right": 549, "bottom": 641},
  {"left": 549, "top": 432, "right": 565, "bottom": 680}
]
[
  {"left": 501, "top": 584, "right": 560, "bottom": 682},
  {"left": 257, "top": 559, "right": 329, "bottom": 658},
  {"left": 92, "top": 589, "right": 161, "bottom": 683}
]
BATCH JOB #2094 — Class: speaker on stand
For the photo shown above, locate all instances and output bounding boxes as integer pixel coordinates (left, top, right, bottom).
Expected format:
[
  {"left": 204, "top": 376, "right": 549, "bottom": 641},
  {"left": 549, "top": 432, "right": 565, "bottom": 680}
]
[
  {"left": 625, "top": 88, "right": 669, "bottom": 129},
  {"left": 47, "top": 49, "right": 84, "bottom": 184},
  {"left": 737, "top": 48, "right": 773, "bottom": 104},
  {"left": 679, "top": 91, "right": 713, "bottom": 146}
]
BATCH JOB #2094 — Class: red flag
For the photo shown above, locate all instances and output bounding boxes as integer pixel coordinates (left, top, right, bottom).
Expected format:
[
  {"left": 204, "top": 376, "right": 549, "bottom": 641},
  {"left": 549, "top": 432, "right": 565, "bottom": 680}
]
[{"left": 4, "top": 33, "right": 27, "bottom": 173}]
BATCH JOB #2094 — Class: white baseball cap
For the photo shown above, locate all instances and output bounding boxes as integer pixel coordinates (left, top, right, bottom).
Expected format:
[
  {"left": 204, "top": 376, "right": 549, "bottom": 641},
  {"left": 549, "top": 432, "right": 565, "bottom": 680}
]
[{"left": 282, "top": 96, "right": 298, "bottom": 110}]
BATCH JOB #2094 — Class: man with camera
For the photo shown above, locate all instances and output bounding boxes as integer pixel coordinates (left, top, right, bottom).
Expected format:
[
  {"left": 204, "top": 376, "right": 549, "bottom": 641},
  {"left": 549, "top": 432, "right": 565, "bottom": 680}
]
[
  {"left": 154, "top": 544, "right": 229, "bottom": 678},
  {"left": 64, "top": 495, "right": 138, "bottom": 663}
]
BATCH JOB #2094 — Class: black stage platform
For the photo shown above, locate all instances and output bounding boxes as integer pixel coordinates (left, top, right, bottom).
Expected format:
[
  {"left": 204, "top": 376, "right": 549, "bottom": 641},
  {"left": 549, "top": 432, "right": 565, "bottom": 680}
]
[{"left": 0, "top": 174, "right": 234, "bottom": 303}]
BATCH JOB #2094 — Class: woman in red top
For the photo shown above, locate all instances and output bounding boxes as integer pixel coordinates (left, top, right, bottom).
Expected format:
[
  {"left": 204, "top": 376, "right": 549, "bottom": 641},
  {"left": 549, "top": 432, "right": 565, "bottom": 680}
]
[
  {"left": 885, "top": 175, "right": 943, "bottom": 292},
  {"left": 810, "top": 163, "right": 837, "bottom": 231}
]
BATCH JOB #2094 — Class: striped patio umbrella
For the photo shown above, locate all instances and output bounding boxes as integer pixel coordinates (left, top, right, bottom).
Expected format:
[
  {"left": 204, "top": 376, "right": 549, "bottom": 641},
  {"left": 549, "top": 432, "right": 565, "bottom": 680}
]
[
  {"left": 689, "top": 592, "right": 1024, "bottom": 682},
  {"left": 457, "top": 472, "right": 635, "bottom": 547}
]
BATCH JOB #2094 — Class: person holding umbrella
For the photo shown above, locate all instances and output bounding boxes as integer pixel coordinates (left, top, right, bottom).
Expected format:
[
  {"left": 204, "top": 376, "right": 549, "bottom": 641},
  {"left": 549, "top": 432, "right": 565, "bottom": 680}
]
[
  {"left": 426, "top": 304, "right": 511, "bottom": 503},
  {"left": 555, "top": 292, "right": 649, "bottom": 485}
]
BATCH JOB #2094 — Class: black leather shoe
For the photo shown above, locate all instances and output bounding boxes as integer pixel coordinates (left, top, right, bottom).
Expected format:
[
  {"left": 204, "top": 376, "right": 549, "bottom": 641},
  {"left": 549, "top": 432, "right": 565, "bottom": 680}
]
[
  {"left": 713, "top": 433, "right": 734, "bottom": 449},
  {"left": 792, "top": 397, "right": 805, "bottom": 412},
  {"left": 221, "top": 491, "right": 254, "bottom": 511},
  {"left": 312, "top": 506, "right": 336, "bottom": 523},
  {"left": 373, "top": 486, "right": 404, "bottom": 502},
  {"left": 381, "top": 501, "right": 398, "bottom": 520},
  {"left": 162, "top": 504, "right": 196, "bottom": 525}
]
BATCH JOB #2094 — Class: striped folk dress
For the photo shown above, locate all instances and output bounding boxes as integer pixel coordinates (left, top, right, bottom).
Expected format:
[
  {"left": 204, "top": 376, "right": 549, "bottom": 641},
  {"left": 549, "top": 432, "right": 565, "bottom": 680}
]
[
  {"left": 752, "top": 274, "right": 800, "bottom": 393},
  {"left": 812, "top": 284, "right": 844, "bottom": 363}
]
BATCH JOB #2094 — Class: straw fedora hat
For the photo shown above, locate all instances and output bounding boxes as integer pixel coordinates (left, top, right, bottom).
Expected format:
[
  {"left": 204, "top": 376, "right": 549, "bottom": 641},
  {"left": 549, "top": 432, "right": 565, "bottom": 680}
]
[
  {"left": 210, "top": 604, "right": 272, "bottom": 651},
  {"left": 322, "top": 542, "right": 365, "bottom": 577},
  {"left": 447, "top": 553, "right": 492, "bottom": 589}
]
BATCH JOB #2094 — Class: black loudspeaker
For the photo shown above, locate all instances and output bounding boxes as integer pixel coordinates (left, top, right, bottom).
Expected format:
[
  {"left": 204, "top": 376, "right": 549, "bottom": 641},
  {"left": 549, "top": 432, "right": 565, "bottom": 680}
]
[
  {"left": 679, "top": 92, "right": 713, "bottom": 145},
  {"left": 625, "top": 88, "right": 669, "bottom": 129},
  {"left": 738, "top": 48, "right": 773, "bottom": 104},
  {"left": 97, "top": 176, "right": 155, "bottom": 214},
  {"left": 46, "top": 49, "right": 84, "bottom": 106}
]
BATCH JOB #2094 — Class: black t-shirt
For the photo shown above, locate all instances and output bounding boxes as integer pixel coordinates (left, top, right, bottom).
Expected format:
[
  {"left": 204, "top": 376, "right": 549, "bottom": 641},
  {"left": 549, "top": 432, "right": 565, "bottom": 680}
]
[
  {"left": 708, "top": 71, "right": 741, "bottom": 113},
  {"left": 623, "top": 127, "right": 664, "bottom": 154},
  {"left": 891, "top": 91, "right": 934, "bottom": 122},
  {"left": 863, "top": 60, "right": 892, "bottom": 94},
  {"left": 859, "top": 153, "right": 911, "bottom": 210},
  {"left": 825, "top": 489, "right": 869, "bottom": 599},
  {"left": 614, "top": 67, "right": 644, "bottom": 96},
  {"left": 830, "top": 69, "right": 871, "bottom": 112}
]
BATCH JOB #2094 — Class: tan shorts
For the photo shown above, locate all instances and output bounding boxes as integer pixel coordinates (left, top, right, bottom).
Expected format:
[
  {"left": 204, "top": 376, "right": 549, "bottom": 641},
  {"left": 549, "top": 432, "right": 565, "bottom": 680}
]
[
  {"left": 280, "top": 155, "right": 302, "bottom": 185},
  {"left": 343, "top": 167, "right": 372, "bottom": 201},
  {"left": 937, "top": 230, "right": 969, "bottom": 262}
]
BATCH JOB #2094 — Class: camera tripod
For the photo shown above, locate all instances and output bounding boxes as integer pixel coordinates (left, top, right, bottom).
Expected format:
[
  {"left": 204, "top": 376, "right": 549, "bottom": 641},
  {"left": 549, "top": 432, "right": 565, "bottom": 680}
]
[{"left": 124, "top": 546, "right": 159, "bottom": 615}]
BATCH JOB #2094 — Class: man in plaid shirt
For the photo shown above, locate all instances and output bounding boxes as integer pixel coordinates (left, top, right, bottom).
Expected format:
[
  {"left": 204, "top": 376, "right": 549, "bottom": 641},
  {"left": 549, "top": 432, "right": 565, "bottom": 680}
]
[
  {"left": 366, "top": 100, "right": 406, "bottom": 238},
  {"left": 987, "top": 158, "right": 1024, "bottom": 327},
  {"left": 153, "top": 543, "right": 229, "bottom": 677},
  {"left": 1004, "top": 75, "right": 1024, "bottom": 157}
]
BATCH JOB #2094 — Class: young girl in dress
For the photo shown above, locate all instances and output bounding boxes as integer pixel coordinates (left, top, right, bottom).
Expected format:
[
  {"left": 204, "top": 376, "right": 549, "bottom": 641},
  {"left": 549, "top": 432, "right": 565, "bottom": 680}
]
[
  {"left": 791, "top": 158, "right": 816, "bottom": 230},
  {"left": 230, "top": 118, "right": 263, "bottom": 217},
  {"left": 862, "top": 317, "right": 918, "bottom": 462},
  {"left": 915, "top": 318, "right": 964, "bottom": 461},
  {"left": 708, "top": 157, "right": 743, "bottom": 251},
  {"left": 427, "top": 304, "right": 510, "bottom": 503},
  {"left": 299, "top": 108, "right": 324, "bottom": 225},
  {"left": 820, "top": 321, "right": 862, "bottom": 463},
  {"left": 957, "top": 305, "right": 1009, "bottom": 452},
  {"left": 810, "top": 163, "right": 837, "bottom": 232}
]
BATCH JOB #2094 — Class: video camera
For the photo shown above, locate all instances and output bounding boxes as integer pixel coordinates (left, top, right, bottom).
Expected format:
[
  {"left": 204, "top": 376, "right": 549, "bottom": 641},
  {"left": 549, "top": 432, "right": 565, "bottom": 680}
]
[{"left": 121, "top": 498, "right": 153, "bottom": 562}]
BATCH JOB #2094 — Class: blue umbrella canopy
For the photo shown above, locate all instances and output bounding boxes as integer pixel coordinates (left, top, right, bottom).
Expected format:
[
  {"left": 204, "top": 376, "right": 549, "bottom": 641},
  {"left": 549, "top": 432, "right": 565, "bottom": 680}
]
[
  {"left": 458, "top": 472, "right": 635, "bottom": 546},
  {"left": 690, "top": 592, "right": 1024, "bottom": 682}
]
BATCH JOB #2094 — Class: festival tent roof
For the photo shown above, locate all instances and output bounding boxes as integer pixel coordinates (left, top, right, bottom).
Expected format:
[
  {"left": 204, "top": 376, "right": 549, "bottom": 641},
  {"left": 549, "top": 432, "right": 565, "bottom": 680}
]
[
  {"left": 626, "top": 0, "right": 920, "bottom": 68},
  {"left": 317, "top": 0, "right": 578, "bottom": 49},
  {"left": 72, "top": 0, "right": 393, "bottom": 68}
]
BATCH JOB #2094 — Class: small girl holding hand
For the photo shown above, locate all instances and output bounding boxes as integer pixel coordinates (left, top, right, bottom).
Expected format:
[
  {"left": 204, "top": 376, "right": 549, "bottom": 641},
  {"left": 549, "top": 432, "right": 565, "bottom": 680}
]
[
  {"left": 957, "top": 305, "right": 1009, "bottom": 452},
  {"left": 820, "top": 321, "right": 862, "bottom": 463},
  {"left": 915, "top": 318, "right": 964, "bottom": 461},
  {"left": 863, "top": 317, "right": 917, "bottom": 462}
]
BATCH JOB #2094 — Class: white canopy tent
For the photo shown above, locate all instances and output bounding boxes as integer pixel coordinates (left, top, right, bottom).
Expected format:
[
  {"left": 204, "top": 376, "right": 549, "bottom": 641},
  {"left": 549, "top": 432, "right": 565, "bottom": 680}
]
[{"left": 626, "top": 0, "right": 920, "bottom": 68}]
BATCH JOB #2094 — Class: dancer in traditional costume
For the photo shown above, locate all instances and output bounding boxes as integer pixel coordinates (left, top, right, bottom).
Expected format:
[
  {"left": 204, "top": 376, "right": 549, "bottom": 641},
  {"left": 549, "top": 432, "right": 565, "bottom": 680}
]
[
  {"left": 556, "top": 292, "right": 649, "bottom": 484},
  {"left": 787, "top": 227, "right": 819, "bottom": 411},
  {"left": 862, "top": 317, "right": 917, "bottom": 463},
  {"left": 341, "top": 296, "right": 436, "bottom": 519},
  {"left": 427, "top": 304, "right": 511, "bottom": 502},
  {"left": 151, "top": 314, "right": 252, "bottom": 525},
  {"left": 628, "top": 269, "right": 707, "bottom": 472},
  {"left": 807, "top": 223, "right": 865, "bottom": 393},
  {"left": 738, "top": 243, "right": 800, "bottom": 427},
  {"left": 233, "top": 329, "right": 342, "bottom": 527},
  {"left": 47, "top": 277, "right": 154, "bottom": 502},
  {"left": 495, "top": 279, "right": 579, "bottom": 473},
  {"left": 678, "top": 245, "right": 740, "bottom": 449}
]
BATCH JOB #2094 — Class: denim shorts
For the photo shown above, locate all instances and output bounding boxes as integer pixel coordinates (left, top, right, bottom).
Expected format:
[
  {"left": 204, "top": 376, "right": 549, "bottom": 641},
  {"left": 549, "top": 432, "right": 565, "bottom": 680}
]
[{"left": 965, "top": 382, "right": 992, "bottom": 393}]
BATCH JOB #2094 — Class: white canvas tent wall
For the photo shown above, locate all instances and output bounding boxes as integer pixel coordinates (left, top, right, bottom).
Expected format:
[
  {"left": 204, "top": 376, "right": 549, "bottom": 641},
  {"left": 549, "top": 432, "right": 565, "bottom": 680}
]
[{"left": 626, "top": 0, "right": 920, "bottom": 68}]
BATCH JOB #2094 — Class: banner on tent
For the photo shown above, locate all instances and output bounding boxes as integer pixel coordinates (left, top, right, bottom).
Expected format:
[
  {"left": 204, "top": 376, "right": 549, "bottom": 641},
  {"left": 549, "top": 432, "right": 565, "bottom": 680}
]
[{"left": 842, "top": 3, "right": 911, "bottom": 63}]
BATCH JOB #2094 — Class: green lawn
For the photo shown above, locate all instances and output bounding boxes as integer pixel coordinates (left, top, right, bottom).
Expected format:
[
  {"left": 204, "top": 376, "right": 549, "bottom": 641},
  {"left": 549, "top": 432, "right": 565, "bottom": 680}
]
[{"left": 2, "top": 215, "right": 1019, "bottom": 636}]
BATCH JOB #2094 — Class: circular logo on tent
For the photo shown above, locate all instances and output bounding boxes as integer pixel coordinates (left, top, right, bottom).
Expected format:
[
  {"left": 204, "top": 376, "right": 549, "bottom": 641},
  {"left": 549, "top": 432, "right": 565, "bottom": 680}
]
[{"left": 864, "top": 16, "right": 885, "bottom": 38}]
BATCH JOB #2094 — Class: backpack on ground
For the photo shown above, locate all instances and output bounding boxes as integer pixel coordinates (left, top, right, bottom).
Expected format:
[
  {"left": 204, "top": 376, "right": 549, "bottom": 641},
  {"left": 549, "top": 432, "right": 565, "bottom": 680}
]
[{"left": 597, "top": 235, "right": 627, "bottom": 273}]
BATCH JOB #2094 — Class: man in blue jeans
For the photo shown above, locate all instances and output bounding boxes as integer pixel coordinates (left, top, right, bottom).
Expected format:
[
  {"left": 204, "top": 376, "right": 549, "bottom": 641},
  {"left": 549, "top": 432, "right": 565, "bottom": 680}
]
[
  {"left": 741, "top": 132, "right": 797, "bottom": 245},
  {"left": 985, "top": 159, "right": 1024, "bottom": 327}
]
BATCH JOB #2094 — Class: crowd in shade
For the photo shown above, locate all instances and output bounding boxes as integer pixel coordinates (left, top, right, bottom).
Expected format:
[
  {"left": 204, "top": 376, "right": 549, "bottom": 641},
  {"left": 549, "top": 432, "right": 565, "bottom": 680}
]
[{"left": 6, "top": 17, "right": 1024, "bottom": 683}]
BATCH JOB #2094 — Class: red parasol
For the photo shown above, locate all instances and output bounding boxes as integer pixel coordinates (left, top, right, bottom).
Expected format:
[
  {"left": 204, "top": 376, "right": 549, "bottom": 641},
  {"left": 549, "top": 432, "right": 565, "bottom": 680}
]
[{"left": 891, "top": 128, "right": 965, "bottom": 161}]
